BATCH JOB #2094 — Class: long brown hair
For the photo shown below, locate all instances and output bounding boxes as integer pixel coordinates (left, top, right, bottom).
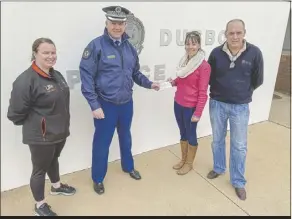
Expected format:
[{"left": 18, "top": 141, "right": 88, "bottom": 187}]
[
  {"left": 184, "top": 31, "right": 205, "bottom": 59},
  {"left": 184, "top": 31, "right": 201, "bottom": 46}
]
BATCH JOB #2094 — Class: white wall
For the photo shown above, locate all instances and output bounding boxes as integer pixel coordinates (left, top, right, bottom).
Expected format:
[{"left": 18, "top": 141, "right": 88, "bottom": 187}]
[{"left": 1, "top": 2, "right": 290, "bottom": 192}]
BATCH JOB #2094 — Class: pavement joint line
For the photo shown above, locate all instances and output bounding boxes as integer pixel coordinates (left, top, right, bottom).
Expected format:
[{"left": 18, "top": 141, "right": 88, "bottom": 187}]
[{"left": 268, "top": 120, "right": 290, "bottom": 129}]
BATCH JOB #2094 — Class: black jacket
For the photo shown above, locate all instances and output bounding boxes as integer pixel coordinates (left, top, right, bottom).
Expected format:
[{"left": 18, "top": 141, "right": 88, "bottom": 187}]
[
  {"left": 7, "top": 62, "right": 70, "bottom": 145},
  {"left": 208, "top": 42, "right": 264, "bottom": 104}
]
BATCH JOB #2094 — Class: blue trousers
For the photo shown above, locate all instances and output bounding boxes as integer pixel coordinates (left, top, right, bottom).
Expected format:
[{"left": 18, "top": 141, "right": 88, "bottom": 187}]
[
  {"left": 174, "top": 101, "right": 198, "bottom": 146},
  {"left": 92, "top": 98, "right": 134, "bottom": 183},
  {"left": 209, "top": 98, "right": 249, "bottom": 188}
]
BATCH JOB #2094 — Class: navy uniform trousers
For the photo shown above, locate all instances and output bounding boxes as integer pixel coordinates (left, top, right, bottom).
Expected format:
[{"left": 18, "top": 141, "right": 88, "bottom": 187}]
[{"left": 92, "top": 97, "right": 134, "bottom": 183}]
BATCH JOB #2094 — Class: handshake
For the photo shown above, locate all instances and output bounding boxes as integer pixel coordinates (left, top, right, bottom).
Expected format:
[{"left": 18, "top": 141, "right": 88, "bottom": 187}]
[{"left": 93, "top": 79, "right": 175, "bottom": 119}]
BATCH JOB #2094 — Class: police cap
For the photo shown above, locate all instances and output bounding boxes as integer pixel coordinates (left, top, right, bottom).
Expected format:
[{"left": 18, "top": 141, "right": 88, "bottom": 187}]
[{"left": 102, "top": 6, "right": 131, "bottom": 22}]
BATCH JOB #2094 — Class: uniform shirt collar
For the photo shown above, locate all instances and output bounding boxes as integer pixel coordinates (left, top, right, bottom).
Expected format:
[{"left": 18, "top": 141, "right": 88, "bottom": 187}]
[{"left": 108, "top": 34, "right": 121, "bottom": 44}]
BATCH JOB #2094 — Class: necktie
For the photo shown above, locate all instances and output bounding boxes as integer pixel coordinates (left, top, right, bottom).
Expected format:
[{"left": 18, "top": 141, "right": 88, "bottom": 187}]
[{"left": 115, "top": 41, "right": 120, "bottom": 47}]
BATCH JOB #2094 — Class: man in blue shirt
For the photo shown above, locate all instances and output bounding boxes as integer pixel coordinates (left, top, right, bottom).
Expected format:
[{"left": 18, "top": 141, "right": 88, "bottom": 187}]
[
  {"left": 207, "top": 19, "right": 264, "bottom": 200},
  {"left": 79, "top": 5, "right": 160, "bottom": 195}
]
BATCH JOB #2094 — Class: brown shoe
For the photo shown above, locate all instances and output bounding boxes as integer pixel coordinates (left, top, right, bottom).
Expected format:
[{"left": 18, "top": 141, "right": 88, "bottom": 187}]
[
  {"left": 177, "top": 144, "right": 198, "bottom": 175},
  {"left": 207, "top": 170, "right": 221, "bottom": 179},
  {"left": 235, "top": 188, "right": 246, "bottom": 200},
  {"left": 173, "top": 140, "right": 188, "bottom": 170}
]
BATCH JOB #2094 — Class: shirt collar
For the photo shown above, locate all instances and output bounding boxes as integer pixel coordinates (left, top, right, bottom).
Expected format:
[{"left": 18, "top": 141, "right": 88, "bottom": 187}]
[
  {"left": 222, "top": 40, "right": 247, "bottom": 61},
  {"left": 108, "top": 34, "right": 121, "bottom": 44}
]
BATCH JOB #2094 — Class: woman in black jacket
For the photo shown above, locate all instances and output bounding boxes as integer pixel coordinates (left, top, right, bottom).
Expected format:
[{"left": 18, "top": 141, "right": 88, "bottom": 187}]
[{"left": 7, "top": 38, "right": 76, "bottom": 216}]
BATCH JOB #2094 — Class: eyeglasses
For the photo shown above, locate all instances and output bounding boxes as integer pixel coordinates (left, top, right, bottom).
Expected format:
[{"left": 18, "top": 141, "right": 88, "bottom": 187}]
[{"left": 186, "top": 31, "right": 201, "bottom": 37}]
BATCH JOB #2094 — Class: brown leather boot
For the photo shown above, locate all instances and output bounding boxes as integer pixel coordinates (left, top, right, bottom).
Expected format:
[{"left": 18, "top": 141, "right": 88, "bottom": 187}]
[
  {"left": 177, "top": 144, "right": 198, "bottom": 175},
  {"left": 173, "top": 140, "right": 188, "bottom": 170}
]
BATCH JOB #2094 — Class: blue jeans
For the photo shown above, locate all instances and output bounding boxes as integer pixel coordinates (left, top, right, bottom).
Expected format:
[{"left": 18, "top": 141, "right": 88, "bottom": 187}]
[
  {"left": 209, "top": 98, "right": 249, "bottom": 188},
  {"left": 174, "top": 101, "right": 198, "bottom": 146}
]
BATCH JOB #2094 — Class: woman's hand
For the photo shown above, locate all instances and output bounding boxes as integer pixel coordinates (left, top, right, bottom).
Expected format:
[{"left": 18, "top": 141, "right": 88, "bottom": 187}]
[
  {"left": 167, "top": 77, "right": 175, "bottom": 87},
  {"left": 191, "top": 115, "right": 200, "bottom": 122}
]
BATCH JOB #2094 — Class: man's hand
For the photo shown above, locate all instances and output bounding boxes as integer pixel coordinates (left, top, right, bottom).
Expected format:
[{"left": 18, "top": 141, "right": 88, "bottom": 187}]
[
  {"left": 92, "top": 108, "right": 105, "bottom": 119},
  {"left": 191, "top": 115, "right": 200, "bottom": 122},
  {"left": 151, "top": 82, "right": 160, "bottom": 91}
]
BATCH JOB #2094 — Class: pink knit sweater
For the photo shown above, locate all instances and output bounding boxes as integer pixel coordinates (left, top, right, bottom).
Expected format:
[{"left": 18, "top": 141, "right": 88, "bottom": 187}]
[{"left": 173, "top": 60, "right": 211, "bottom": 118}]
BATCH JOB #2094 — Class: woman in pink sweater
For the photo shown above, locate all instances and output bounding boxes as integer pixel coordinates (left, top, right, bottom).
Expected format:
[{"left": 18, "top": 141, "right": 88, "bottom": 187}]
[{"left": 168, "top": 31, "right": 211, "bottom": 175}]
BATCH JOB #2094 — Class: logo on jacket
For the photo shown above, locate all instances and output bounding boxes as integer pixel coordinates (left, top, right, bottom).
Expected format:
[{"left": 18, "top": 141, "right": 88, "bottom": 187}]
[
  {"left": 242, "top": 60, "right": 252, "bottom": 66},
  {"left": 82, "top": 48, "right": 91, "bottom": 59},
  {"left": 44, "top": 84, "right": 56, "bottom": 93},
  {"left": 125, "top": 13, "right": 145, "bottom": 55}
]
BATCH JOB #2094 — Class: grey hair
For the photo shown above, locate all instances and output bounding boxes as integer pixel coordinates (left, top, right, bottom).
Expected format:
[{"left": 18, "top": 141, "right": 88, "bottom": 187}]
[{"left": 225, "top": 19, "right": 246, "bottom": 32}]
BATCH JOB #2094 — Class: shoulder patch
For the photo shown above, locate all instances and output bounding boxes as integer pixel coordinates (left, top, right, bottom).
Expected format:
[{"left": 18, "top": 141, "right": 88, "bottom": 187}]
[{"left": 82, "top": 48, "right": 92, "bottom": 59}]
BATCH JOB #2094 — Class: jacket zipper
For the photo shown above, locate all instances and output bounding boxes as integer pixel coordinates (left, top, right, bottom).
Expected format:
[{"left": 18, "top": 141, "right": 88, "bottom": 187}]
[
  {"left": 114, "top": 46, "right": 124, "bottom": 70},
  {"left": 41, "top": 117, "right": 46, "bottom": 141},
  {"left": 54, "top": 75, "right": 68, "bottom": 114},
  {"left": 56, "top": 77, "right": 69, "bottom": 127}
]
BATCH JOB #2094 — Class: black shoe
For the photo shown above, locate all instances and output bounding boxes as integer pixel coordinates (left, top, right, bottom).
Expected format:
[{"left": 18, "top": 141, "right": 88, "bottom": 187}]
[
  {"left": 34, "top": 203, "right": 57, "bottom": 216},
  {"left": 93, "top": 182, "right": 105, "bottom": 195},
  {"left": 129, "top": 169, "right": 141, "bottom": 180},
  {"left": 207, "top": 170, "right": 221, "bottom": 179},
  {"left": 50, "top": 183, "right": 76, "bottom": 196}
]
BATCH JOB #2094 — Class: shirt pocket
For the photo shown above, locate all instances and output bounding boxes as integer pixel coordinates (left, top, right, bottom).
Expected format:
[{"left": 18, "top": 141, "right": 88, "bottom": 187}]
[
  {"left": 100, "top": 51, "right": 121, "bottom": 70},
  {"left": 41, "top": 114, "right": 67, "bottom": 141}
]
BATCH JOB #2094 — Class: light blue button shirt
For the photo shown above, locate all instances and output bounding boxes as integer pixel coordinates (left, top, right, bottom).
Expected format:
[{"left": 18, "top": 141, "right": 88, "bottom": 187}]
[{"left": 109, "top": 35, "right": 121, "bottom": 46}]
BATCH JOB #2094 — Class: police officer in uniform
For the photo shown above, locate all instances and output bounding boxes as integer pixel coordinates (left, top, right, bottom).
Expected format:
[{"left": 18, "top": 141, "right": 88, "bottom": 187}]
[{"left": 79, "top": 6, "right": 160, "bottom": 195}]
